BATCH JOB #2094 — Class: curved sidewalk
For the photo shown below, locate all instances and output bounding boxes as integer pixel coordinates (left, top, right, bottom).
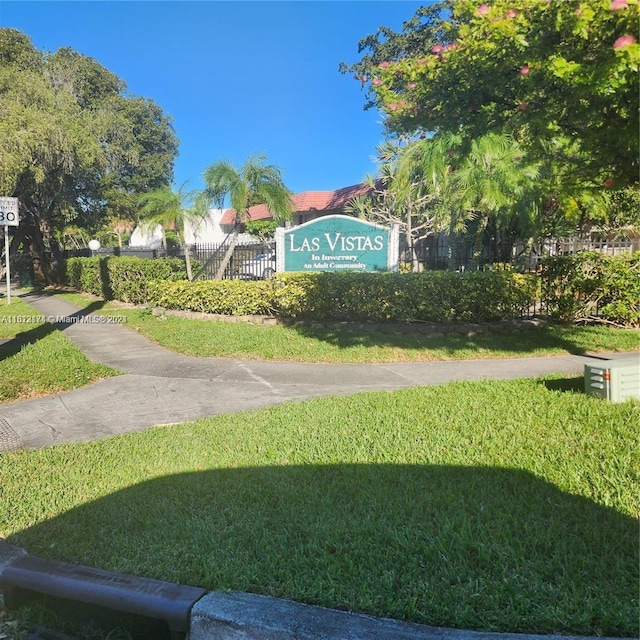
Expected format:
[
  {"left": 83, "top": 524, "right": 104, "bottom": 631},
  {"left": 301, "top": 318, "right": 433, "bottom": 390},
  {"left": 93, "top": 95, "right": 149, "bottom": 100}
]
[{"left": 1, "top": 291, "right": 637, "bottom": 451}]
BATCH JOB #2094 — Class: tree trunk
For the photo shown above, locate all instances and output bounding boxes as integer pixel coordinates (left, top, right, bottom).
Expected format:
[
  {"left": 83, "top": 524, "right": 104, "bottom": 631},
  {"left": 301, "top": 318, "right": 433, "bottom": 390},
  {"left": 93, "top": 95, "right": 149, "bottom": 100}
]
[
  {"left": 182, "top": 237, "right": 193, "bottom": 281},
  {"left": 448, "top": 218, "right": 462, "bottom": 270},
  {"left": 214, "top": 227, "right": 239, "bottom": 280}
]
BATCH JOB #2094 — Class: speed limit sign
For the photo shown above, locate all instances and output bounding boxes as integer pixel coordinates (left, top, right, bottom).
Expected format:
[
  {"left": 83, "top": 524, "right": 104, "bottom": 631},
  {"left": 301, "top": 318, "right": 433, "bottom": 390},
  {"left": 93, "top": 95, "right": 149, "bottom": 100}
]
[
  {"left": 1, "top": 197, "right": 18, "bottom": 304},
  {"left": 0, "top": 198, "right": 19, "bottom": 226}
]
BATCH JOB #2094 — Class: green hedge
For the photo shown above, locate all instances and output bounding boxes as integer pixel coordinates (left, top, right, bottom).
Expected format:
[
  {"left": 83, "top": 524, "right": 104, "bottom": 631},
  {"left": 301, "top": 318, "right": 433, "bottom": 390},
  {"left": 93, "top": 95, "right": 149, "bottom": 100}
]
[
  {"left": 64, "top": 254, "right": 640, "bottom": 327},
  {"left": 65, "top": 257, "right": 111, "bottom": 299},
  {"left": 541, "top": 252, "right": 640, "bottom": 326},
  {"left": 269, "top": 272, "right": 538, "bottom": 323},
  {"left": 107, "top": 257, "right": 189, "bottom": 304},
  {"left": 66, "top": 258, "right": 538, "bottom": 323},
  {"left": 148, "top": 271, "right": 538, "bottom": 323},
  {"left": 64, "top": 257, "right": 188, "bottom": 303},
  {"left": 147, "top": 279, "right": 275, "bottom": 316}
]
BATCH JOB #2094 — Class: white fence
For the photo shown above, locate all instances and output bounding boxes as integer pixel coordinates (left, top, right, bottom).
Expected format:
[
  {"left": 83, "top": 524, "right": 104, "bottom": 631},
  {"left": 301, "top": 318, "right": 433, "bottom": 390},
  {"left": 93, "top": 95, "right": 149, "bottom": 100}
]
[{"left": 545, "top": 236, "right": 640, "bottom": 256}]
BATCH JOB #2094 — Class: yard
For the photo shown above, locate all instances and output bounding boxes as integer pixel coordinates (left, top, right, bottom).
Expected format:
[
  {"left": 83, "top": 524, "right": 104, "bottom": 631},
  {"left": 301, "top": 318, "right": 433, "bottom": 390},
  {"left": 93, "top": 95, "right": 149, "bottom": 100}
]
[{"left": 0, "top": 294, "right": 638, "bottom": 636}]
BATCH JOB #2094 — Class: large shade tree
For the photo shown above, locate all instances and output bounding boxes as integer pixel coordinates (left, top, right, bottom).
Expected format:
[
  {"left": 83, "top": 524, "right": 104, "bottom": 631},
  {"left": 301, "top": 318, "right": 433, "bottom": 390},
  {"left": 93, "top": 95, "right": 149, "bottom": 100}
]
[
  {"left": 341, "top": 0, "right": 639, "bottom": 209},
  {"left": 201, "top": 154, "right": 293, "bottom": 279},
  {"left": 0, "top": 29, "right": 178, "bottom": 282}
]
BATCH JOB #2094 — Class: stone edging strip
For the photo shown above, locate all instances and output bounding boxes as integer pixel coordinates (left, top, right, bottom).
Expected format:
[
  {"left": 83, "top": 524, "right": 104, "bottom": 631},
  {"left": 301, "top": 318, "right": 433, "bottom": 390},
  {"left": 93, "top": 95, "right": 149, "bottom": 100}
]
[
  {"left": 150, "top": 306, "right": 548, "bottom": 336},
  {"left": 190, "top": 591, "right": 624, "bottom": 640}
]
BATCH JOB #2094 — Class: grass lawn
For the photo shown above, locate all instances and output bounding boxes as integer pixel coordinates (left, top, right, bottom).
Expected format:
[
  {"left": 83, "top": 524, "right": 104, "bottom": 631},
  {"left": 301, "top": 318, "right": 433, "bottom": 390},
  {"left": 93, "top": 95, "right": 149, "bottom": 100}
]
[
  {"left": 56, "top": 291, "right": 640, "bottom": 363},
  {"left": 0, "top": 297, "right": 120, "bottom": 402},
  {"left": 1, "top": 290, "right": 638, "bottom": 636},
  {"left": 1, "top": 377, "right": 637, "bottom": 637}
]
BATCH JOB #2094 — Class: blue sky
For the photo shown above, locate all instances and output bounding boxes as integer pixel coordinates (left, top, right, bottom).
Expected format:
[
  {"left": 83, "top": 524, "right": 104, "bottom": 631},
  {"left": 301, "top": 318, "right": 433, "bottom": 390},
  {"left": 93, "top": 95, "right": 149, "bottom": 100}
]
[{"left": 1, "top": 1, "right": 426, "bottom": 195}]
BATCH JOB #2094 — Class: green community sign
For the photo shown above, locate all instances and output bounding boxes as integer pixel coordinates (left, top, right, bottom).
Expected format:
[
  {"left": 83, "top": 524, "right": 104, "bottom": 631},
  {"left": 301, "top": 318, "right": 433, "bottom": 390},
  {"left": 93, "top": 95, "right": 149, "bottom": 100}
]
[{"left": 275, "top": 215, "right": 399, "bottom": 273}]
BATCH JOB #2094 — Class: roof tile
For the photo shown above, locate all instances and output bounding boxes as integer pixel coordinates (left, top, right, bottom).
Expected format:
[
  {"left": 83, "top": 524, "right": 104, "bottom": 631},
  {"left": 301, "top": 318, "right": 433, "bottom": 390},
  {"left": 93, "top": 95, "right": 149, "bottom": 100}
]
[{"left": 219, "top": 182, "right": 373, "bottom": 226}]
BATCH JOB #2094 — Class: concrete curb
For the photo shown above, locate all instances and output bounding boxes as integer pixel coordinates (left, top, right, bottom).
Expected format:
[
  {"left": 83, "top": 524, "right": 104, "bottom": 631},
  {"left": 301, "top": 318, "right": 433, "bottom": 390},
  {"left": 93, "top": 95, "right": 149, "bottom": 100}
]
[
  {"left": 0, "top": 542, "right": 627, "bottom": 640},
  {"left": 0, "top": 539, "right": 27, "bottom": 573},
  {"left": 189, "top": 590, "right": 623, "bottom": 640}
]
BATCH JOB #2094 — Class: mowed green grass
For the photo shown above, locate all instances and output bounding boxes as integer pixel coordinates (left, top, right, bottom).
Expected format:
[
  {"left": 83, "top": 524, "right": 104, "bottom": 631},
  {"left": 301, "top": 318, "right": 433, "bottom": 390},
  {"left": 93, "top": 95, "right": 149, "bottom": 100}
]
[
  {"left": 1, "top": 377, "right": 637, "bottom": 636},
  {"left": 56, "top": 292, "right": 640, "bottom": 363},
  {"left": 0, "top": 298, "right": 120, "bottom": 402},
  {"left": 2, "top": 291, "right": 638, "bottom": 635}
]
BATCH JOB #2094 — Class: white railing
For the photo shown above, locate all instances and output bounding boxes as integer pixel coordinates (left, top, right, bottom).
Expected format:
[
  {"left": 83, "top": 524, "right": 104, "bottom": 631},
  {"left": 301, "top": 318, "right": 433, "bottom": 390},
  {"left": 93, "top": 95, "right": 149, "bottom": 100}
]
[{"left": 545, "top": 236, "right": 639, "bottom": 256}]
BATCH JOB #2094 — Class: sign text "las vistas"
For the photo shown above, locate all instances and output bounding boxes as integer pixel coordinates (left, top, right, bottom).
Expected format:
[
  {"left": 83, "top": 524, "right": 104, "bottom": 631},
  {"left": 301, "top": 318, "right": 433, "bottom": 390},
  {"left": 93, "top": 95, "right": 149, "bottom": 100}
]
[{"left": 276, "top": 215, "right": 398, "bottom": 273}]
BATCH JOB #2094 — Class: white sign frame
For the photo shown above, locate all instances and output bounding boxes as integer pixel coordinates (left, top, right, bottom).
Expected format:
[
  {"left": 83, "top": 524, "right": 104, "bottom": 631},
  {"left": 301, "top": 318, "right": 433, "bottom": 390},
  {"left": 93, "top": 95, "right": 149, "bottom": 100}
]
[
  {"left": 0, "top": 197, "right": 18, "bottom": 304},
  {"left": 0, "top": 197, "right": 19, "bottom": 227}
]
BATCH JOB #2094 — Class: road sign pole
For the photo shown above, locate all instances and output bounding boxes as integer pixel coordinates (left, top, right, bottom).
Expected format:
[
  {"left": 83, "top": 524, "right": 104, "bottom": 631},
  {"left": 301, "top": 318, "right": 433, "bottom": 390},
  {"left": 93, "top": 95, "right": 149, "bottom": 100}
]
[
  {"left": 0, "top": 197, "right": 20, "bottom": 305},
  {"left": 4, "top": 225, "right": 10, "bottom": 305}
]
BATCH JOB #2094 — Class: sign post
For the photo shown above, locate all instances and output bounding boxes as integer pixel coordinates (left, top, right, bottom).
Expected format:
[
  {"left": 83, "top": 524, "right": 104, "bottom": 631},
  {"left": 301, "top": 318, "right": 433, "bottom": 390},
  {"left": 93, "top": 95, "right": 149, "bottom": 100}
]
[{"left": 0, "top": 198, "right": 20, "bottom": 305}]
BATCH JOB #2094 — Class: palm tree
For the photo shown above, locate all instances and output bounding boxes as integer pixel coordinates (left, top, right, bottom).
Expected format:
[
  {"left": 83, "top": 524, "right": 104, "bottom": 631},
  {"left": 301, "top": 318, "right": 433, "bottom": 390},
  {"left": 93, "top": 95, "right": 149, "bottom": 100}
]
[
  {"left": 200, "top": 154, "right": 293, "bottom": 279},
  {"left": 58, "top": 225, "right": 91, "bottom": 250},
  {"left": 406, "top": 132, "right": 539, "bottom": 268},
  {"left": 354, "top": 133, "right": 540, "bottom": 270},
  {"left": 452, "top": 133, "right": 540, "bottom": 265},
  {"left": 107, "top": 217, "right": 135, "bottom": 249},
  {"left": 395, "top": 134, "right": 464, "bottom": 270},
  {"left": 347, "top": 135, "right": 461, "bottom": 272},
  {"left": 137, "top": 182, "right": 204, "bottom": 281},
  {"left": 347, "top": 139, "right": 444, "bottom": 272}
]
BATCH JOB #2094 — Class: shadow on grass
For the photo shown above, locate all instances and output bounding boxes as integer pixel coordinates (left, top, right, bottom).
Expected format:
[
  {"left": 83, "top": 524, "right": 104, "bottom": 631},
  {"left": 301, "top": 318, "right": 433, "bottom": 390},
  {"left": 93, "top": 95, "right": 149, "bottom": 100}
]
[
  {"left": 541, "top": 376, "right": 585, "bottom": 393},
  {"left": 0, "top": 293, "right": 108, "bottom": 362},
  {"left": 287, "top": 323, "right": 598, "bottom": 357},
  {"left": 8, "top": 464, "right": 637, "bottom": 636}
]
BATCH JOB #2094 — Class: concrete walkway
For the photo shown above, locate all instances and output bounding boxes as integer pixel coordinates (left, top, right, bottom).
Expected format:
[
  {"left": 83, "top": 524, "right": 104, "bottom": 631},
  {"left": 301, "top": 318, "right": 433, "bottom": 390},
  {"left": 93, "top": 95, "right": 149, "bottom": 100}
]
[{"left": 1, "top": 290, "right": 637, "bottom": 451}]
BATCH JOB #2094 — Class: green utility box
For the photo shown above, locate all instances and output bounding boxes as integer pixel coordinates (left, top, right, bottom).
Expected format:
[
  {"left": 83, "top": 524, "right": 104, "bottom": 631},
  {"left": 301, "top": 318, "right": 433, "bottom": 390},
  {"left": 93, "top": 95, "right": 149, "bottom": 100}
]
[{"left": 584, "top": 356, "right": 640, "bottom": 402}]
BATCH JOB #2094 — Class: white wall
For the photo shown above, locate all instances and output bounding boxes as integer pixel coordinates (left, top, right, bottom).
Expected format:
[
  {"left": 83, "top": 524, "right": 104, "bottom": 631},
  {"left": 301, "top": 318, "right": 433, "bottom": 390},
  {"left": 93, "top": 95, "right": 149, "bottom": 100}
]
[
  {"left": 184, "top": 209, "right": 257, "bottom": 245},
  {"left": 130, "top": 210, "right": 259, "bottom": 248},
  {"left": 184, "top": 209, "right": 226, "bottom": 244},
  {"left": 129, "top": 224, "right": 163, "bottom": 248}
]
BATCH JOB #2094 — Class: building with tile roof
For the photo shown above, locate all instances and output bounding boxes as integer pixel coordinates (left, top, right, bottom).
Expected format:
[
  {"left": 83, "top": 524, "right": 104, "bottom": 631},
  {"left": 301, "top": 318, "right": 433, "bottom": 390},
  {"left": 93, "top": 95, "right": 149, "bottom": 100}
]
[{"left": 218, "top": 182, "right": 375, "bottom": 231}]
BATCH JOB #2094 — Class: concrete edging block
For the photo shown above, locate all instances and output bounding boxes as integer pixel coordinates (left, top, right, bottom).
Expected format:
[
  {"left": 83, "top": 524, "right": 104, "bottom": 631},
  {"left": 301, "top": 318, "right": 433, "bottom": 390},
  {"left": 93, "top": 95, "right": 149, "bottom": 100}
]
[{"left": 189, "top": 591, "right": 620, "bottom": 640}]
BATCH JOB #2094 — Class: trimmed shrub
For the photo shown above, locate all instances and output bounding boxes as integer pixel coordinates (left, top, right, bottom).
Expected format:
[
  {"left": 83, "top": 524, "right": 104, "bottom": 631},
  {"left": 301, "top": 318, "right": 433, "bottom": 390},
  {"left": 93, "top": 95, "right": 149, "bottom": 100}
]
[
  {"left": 541, "top": 252, "right": 640, "bottom": 327},
  {"left": 63, "top": 254, "right": 640, "bottom": 327},
  {"left": 64, "top": 257, "right": 111, "bottom": 299},
  {"left": 106, "top": 257, "right": 187, "bottom": 304},
  {"left": 148, "top": 271, "right": 538, "bottom": 324},
  {"left": 64, "top": 257, "right": 187, "bottom": 302},
  {"left": 65, "top": 259, "right": 540, "bottom": 324},
  {"left": 147, "top": 279, "right": 275, "bottom": 316},
  {"left": 269, "top": 271, "right": 537, "bottom": 323}
]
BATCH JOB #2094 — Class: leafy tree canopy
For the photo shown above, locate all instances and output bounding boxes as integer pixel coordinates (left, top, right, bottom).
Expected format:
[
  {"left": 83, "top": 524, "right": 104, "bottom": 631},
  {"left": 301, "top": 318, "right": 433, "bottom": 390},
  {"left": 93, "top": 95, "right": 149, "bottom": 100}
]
[
  {"left": 0, "top": 28, "right": 178, "bottom": 280},
  {"left": 342, "top": 0, "right": 639, "bottom": 190},
  {"left": 245, "top": 219, "right": 278, "bottom": 243}
]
